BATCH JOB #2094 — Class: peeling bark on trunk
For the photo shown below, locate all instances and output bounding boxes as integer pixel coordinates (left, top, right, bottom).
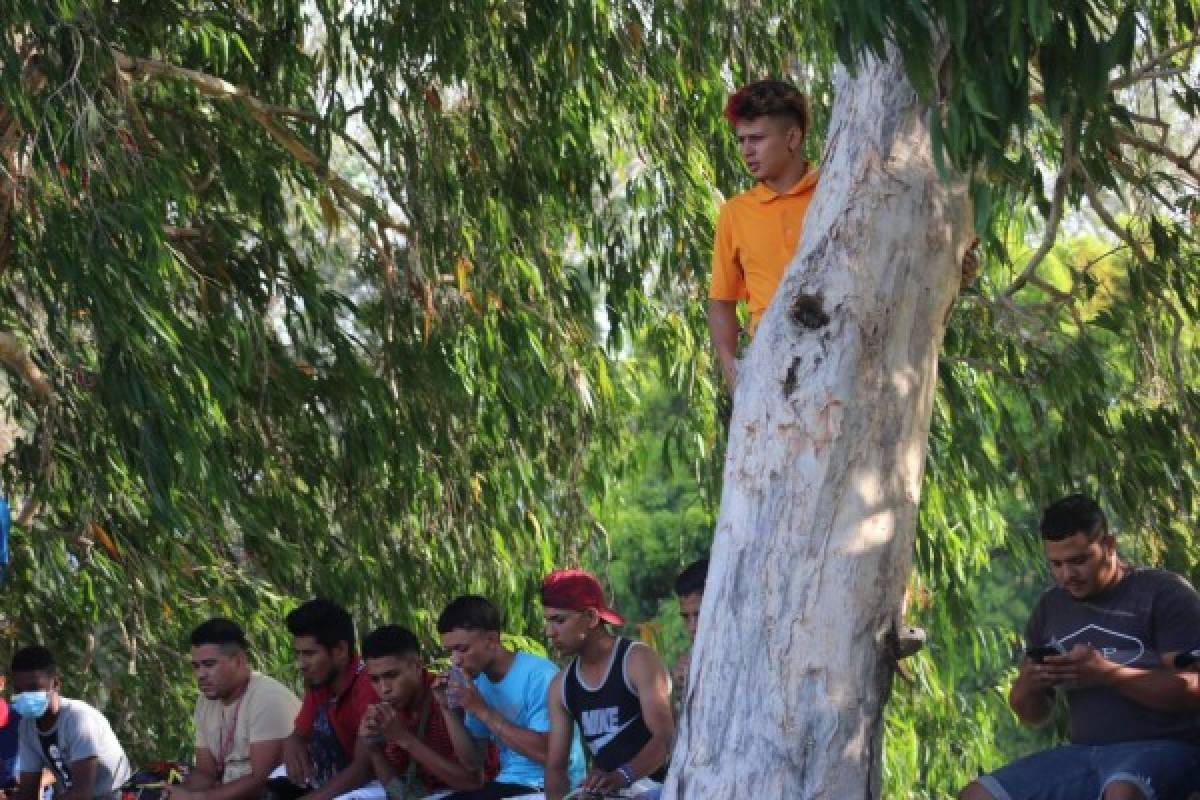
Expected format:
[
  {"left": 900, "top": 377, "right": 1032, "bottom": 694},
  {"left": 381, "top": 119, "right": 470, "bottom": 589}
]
[{"left": 663, "top": 49, "right": 971, "bottom": 799}]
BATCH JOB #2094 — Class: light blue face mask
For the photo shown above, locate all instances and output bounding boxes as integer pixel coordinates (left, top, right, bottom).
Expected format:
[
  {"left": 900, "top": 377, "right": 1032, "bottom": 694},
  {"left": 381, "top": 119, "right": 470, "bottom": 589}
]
[{"left": 10, "top": 691, "right": 50, "bottom": 719}]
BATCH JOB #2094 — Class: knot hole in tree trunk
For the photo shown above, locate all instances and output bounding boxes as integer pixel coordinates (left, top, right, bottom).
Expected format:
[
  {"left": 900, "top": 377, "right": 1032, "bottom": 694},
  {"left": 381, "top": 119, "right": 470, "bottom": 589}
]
[
  {"left": 789, "top": 292, "right": 830, "bottom": 332},
  {"left": 782, "top": 357, "right": 802, "bottom": 399}
]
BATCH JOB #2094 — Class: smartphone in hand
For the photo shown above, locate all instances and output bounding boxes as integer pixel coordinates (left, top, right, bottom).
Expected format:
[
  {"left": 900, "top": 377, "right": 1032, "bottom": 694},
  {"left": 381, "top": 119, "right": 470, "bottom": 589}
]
[
  {"left": 1174, "top": 649, "right": 1200, "bottom": 669},
  {"left": 1026, "top": 640, "right": 1067, "bottom": 663}
]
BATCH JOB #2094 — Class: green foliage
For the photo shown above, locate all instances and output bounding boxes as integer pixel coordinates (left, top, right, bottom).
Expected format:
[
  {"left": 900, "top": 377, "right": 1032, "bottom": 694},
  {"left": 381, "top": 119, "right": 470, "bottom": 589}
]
[
  {"left": 587, "top": 370, "right": 716, "bottom": 668},
  {"left": 0, "top": 0, "right": 1195, "bottom": 796},
  {"left": 0, "top": 0, "right": 825, "bottom": 766}
]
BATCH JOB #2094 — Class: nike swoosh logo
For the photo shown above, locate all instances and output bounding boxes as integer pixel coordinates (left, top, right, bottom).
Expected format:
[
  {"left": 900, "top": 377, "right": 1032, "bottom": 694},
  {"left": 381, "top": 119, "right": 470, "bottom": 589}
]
[{"left": 586, "top": 716, "right": 638, "bottom": 752}]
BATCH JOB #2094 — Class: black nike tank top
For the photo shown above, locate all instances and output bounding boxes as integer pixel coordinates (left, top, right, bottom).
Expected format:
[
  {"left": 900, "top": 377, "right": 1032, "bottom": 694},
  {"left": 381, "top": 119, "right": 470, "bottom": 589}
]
[{"left": 561, "top": 637, "right": 665, "bottom": 779}]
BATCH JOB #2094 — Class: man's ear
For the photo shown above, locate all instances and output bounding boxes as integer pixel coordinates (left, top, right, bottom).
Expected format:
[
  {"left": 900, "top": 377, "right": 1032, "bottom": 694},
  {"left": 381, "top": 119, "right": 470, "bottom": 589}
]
[
  {"left": 584, "top": 609, "right": 601, "bottom": 630},
  {"left": 788, "top": 125, "right": 805, "bottom": 153},
  {"left": 333, "top": 640, "right": 351, "bottom": 665},
  {"left": 1102, "top": 534, "right": 1118, "bottom": 558}
]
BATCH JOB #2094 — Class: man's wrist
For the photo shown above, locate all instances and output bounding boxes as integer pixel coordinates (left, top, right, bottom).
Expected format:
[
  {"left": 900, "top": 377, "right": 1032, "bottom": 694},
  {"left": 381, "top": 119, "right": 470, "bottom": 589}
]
[{"left": 615, "top": 763, "right": 636, "bottom": 787}]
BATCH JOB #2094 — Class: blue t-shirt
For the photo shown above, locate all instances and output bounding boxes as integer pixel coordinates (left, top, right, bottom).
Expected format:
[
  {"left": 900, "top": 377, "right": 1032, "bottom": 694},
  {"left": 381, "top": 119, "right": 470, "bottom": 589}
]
[{"left": 464, "top": 652, "right": 586, "bottom": 789}]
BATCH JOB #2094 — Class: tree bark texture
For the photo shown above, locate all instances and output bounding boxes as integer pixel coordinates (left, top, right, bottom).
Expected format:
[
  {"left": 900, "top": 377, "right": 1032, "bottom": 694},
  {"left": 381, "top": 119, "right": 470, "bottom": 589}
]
[{"left": 663, "top": 49, "right": 972, "bottom": 799}]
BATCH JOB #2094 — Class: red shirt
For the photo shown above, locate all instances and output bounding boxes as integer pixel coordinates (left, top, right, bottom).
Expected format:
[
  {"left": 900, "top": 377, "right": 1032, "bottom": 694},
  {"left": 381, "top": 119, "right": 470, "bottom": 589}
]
[
  {"left": 383, "top": 672, "right": 498, "bottom": 791},
  {"left": 294, "top": 658, "right": 380, "bottom": 757}
]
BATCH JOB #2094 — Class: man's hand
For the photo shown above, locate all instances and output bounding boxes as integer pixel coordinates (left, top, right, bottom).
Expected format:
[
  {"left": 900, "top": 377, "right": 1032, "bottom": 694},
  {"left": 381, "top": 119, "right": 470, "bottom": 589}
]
[
  {"left": 282, "top": 734, "right": 313, "bottom": 788},
  {"left": 1015, "top": 656, "right": 1059, "bottom": 692},
  {"left": 374, "top": 704, "right": 415, "bottom": 749},
  {"left": 431, "top": 674, "right": 451, "bottom": 710},
  {"left": 708, "top": 299, "right": 741, "bottom": 392},
  {"left": 358, "top": 705, "right": 386, "bottom": 750},
  {"left": 1042, "top": 644, "right": 1118, "bottom": 688},
  {"left": 451, "top": 677, "right": 485, "bottom": 716},
  {"left": 579, "top": 768, "right": 629, "bottom": 795},
  {"left": 720, "top": 359, "right": 738, "bottom": 391}
]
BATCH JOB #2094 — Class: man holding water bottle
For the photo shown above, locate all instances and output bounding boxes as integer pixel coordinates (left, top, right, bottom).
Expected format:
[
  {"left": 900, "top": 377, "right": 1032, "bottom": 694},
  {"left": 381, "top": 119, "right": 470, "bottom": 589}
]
[{"left": 435, "top": 596, "right": 585, "bottom": 800}]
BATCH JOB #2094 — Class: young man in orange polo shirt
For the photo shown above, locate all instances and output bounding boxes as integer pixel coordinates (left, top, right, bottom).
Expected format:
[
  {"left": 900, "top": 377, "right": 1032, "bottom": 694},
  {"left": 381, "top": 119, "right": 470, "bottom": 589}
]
[{"left": 709, "top": 79, "right": 817, "bottom": 390}]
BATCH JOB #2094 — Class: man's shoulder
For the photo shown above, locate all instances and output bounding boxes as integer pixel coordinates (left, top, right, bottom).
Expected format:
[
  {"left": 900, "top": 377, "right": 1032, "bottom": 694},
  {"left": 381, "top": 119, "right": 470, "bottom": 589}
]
[
  {"left": 247, "top": 671, "right": 301, "bottom": 704},
  {"left": 349, "top": 671, "right": 380, "bottom": 706},
  {"left": 513, "top": 650, "right": 559, "bottom": 678},
  {"left": 1127, "top": 566, "right": 1197, "bottom": 593},
  {"left": 719, "top": 186, "right": 765, "bottom": 213},
  {"left": 58, "top": 697, "right": 105, "bottom": 723},
  {"left": 57, "top": 698, "right": 117, "bottom": 741}
]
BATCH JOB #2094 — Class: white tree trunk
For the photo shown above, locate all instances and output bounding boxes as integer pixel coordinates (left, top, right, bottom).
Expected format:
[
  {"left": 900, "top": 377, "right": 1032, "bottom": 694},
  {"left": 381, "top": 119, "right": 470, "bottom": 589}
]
[{"left": 663, "top": 49, "right": 972, "bottom": 799}]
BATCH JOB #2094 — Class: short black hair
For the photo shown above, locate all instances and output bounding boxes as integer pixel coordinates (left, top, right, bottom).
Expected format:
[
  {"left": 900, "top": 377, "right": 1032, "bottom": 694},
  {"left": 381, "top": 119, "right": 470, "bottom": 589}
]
[
  {"left": 11, "top": 646, "right": 57, "bottom": 676},
  {"left": 285, "top": 598, "right": 356, "bottom": 653},
  {"left": 437, "top": 595, "right": 502, "bottom": 634},
  {"left": 674, "top": 558, "right": 709, "bottom": 598},
  {"left": 724, "top": 80, "right": 810, "bottom": 133},
  {"left": 362, "top": 625, "right": 421, "bottom": 661},
  {"left": 190, "top": 618, "right": 249, "bottom": 653},
  {"left": 1040, "top": 494, "right": 1109, "bottom": 542}
]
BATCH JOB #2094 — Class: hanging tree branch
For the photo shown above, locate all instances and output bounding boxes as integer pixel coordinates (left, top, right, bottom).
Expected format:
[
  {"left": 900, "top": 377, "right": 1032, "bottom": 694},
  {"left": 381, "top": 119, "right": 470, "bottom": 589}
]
[
  {"left": 1002, "top": 124, "right": 1078, "bottom": 298},
  {"left": 111, "top": 51, "right": 410, "bottom": 237},
  {"left": 1108, "top": 33, "right": 1200, "bottom": 93},
  {"left": 1113, "top": 128, "right": 1200, "bottom": 185}
]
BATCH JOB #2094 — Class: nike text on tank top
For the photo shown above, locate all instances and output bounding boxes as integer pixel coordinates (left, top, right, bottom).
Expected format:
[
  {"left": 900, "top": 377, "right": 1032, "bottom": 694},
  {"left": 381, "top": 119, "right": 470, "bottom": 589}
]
[{"left": 561, "top": 637, "right": 665, "bottom": 780}]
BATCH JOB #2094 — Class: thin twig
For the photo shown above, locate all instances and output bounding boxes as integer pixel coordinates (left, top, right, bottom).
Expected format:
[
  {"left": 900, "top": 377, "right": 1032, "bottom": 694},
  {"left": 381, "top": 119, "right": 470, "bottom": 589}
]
[
  {"left": 1003, "top": 124, "right": 1078, "bottom": 298},
  {"left": 1114, "top": 129, "right": 1200, "bottom": 182},
  {"left": 1081, "top": 171, "right": 1150, "bottom": 264},
  {"left": 1109, "top": 34, "right": 1200, "bottom": 92}
]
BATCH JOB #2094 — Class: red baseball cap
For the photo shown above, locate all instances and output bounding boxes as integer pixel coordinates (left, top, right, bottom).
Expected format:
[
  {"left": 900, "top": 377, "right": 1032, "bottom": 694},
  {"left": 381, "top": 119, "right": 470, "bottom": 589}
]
[{"left": 541, "top": 569, "right": 625, "bottom": 626}]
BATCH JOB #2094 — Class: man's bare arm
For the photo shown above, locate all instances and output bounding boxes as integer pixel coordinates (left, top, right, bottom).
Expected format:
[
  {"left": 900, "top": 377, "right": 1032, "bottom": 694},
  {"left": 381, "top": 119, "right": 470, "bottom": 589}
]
[
  {"left": 13, "top": 772, "right": 40, "bottom": 800},
  {"left": 171, "top": 739, "right": 286, "bottom": 800},
  {"left": 60, "top": 758, "right": 99, "bottom": 800},
  {"left": 623, "top": 646, "right": 675, "bottom": 782},
  {"left": 708, "top": 300, "right": 740, "bottom": 390},
  {"left": 542, "top": 674, "right": 573, "bottom": 800}
]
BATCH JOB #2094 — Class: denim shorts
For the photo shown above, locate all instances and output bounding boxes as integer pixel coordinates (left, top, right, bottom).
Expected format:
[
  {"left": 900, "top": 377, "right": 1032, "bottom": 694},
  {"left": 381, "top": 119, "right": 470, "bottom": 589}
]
[{"left": 977, "top": 740, "right": 1200, "bottom": 800}]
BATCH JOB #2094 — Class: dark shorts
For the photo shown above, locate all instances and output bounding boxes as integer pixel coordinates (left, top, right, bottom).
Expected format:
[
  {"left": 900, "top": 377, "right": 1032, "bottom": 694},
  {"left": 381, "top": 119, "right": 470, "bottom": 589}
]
[{"left": 976, "top": 740, "right": 1200, "bottom": 800}]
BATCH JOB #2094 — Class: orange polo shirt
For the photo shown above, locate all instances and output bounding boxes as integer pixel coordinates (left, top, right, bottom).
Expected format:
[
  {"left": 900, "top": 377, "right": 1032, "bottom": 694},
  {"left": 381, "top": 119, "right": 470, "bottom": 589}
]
[{"left": 709, "top": 169, "right": 820, "bottom": 331}]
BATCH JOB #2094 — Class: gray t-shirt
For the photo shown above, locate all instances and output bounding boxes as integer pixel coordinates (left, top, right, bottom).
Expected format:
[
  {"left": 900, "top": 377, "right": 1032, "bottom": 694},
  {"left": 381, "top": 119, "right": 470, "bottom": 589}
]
[
  {"left": 1025, "top": 567, "right": 1200, "bottom": 745},
  {"left": 17, "top": 698, "right": 131, "bottom": 798}
]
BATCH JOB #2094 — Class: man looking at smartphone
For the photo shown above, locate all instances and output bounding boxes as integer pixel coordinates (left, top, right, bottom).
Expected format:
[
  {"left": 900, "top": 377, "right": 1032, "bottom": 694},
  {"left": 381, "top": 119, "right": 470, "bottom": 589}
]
[{"left": 958, "top": 494, "right": 1200, "bottom": 800}]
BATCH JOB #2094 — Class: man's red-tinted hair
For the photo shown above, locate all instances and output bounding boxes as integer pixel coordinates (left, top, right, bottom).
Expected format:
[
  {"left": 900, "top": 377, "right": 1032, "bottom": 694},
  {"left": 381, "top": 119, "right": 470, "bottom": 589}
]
[{"left": 724, "top": 80, "right": 809, "bottom": 132}]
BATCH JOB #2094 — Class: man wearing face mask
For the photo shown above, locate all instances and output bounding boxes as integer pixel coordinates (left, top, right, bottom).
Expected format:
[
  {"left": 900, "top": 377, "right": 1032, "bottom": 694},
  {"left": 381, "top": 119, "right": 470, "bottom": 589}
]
[
  {"left": 9, "top": 646, "right": 130, "bottom": 800},
  {"left": 708, "top": 79, "right": 818, "bottom": 391}
]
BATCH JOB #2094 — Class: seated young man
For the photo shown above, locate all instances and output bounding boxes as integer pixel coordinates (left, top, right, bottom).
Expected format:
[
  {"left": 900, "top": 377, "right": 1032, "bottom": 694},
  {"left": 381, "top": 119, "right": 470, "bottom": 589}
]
[
  {"left": 435, "top": 596, "right": 585, "bottom": 799},
  {"left": 356, "top": 625, "right": 488, "bottom": 798},
  {"left": 167, "top": 619, "right": 301, "bottom": 800},
  {"left": 670, "top": 558, "right": 707, "bottom": 705},
  {"left": 280, "top": 599, "right": 379, "bottom": 800},
  {"left": 9, "top": 646, "right": 131, "bottom": 800},
  {"left": 541, "top": 570, "right": 674, "bottom": 800},
  {"left": 959, "top": 495, "right": 1200, "bottom": 800}
]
